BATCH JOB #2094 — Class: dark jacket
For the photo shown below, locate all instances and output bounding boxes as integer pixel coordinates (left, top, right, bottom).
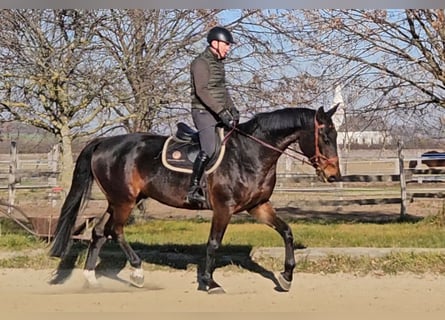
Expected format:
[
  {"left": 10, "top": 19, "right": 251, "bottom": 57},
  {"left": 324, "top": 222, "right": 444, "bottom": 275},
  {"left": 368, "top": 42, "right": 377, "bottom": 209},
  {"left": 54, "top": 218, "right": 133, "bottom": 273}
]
[{"left": 190, "top": 47, "right": 234, "bottom": 114}]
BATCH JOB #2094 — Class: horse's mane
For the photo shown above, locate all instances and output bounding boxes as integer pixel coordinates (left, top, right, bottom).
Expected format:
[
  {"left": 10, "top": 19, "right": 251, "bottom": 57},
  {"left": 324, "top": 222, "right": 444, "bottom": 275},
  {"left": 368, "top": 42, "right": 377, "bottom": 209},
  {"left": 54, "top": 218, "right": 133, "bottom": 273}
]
[{"left": 239, "top": 107, "right": 315, "bottom": 135}]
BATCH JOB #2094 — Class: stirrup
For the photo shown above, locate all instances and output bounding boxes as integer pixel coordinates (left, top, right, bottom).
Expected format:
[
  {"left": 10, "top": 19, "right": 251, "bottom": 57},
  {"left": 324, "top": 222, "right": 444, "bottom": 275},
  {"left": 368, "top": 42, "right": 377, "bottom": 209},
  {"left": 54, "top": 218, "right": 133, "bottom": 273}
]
[{"left": 185, "top": 186, "right": 206, "bottom": 204}]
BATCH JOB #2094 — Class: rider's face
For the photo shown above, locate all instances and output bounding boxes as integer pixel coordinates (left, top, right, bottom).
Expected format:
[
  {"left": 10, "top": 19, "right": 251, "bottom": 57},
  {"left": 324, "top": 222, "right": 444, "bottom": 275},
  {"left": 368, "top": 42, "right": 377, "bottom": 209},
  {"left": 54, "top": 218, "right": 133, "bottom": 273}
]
[{"left": 210, "top": 40, "right": 231, "bottom": 59}]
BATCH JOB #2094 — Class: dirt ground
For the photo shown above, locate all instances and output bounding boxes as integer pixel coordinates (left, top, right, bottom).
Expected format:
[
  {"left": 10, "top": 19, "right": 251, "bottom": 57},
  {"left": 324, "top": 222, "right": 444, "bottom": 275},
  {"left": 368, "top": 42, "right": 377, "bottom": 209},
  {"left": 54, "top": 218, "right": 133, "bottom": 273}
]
[
  {"left": 1, "top": 185, "right": 444, "bottom": 314},
  {"left": 0, "top": 268, "right": 444, "bottom": 313}
]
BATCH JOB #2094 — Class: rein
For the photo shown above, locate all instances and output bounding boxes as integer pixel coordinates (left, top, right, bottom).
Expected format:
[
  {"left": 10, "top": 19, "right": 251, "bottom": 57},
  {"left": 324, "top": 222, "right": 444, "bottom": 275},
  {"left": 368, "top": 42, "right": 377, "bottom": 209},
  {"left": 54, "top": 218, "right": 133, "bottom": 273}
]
[
  {"left": 222, "top": 117, "right": 338, "bottom": 170},
  {"left": 223, "top": 124, "right": 313, "bottom": 166}
]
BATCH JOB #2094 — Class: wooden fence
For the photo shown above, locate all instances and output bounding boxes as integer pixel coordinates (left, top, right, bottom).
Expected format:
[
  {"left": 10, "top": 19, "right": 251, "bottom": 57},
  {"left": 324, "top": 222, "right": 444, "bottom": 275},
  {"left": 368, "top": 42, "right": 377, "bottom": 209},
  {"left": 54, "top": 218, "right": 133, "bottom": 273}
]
[
  {"left": 0, "top": 141, "right": 444, "bottom": 221},
  {"left": 0, "top": 142, "right": 60, "bottom": 213},
  {"left": 275, "top": 143, "right": 445, "bottom": 218}
]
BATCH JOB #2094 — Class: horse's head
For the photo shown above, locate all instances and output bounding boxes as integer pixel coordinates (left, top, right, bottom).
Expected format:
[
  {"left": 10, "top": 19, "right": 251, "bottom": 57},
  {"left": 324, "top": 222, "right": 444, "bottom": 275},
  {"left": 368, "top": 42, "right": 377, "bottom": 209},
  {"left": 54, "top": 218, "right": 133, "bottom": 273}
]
[{"left": 298, "top": 104, "right": 341, "bottom": 182}]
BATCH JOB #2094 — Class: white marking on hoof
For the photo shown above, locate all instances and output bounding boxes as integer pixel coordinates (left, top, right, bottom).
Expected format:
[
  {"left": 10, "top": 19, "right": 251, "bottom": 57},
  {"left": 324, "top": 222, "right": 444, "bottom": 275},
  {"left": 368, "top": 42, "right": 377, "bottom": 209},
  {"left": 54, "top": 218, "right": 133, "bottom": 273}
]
[
  {"left": 277, "top": 273, "right": 292, "bottom": 292},
  {"left": 208, "top": 286, "right": 226, "bottom": 294},
  {"left": 83, "top": 269, "right": 100, "bottom": 287},
  {"left": 130, "top": 267, "right": 145, "bottom": 288}
]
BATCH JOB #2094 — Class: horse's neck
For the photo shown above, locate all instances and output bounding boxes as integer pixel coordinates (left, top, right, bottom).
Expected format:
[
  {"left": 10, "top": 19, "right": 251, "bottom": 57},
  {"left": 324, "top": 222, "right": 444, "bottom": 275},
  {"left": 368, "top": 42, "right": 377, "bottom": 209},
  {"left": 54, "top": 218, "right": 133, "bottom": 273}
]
[
  {"left": 247, "top": 114, "right": 307, "bottom": 153},
  {"left": 255, "top": 130, "right": 300, "bottom": 153},
  {"left": 236, "top": 130, "right": 300, "bottom": 170}
]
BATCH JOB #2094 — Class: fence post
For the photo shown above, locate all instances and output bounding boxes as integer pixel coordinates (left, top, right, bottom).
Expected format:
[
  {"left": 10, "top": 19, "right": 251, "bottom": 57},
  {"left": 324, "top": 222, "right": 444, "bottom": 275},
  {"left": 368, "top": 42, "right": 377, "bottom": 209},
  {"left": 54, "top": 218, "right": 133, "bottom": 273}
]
[
  {"left": 48, "top": 144, "right": 62, "bottom": 207},
  {"left": 397, "top": 141, "right": 407, "bottom": 218},
  {"left": 8, "top": 141, "right": 17, "bottom": 215},
  {"left": 48, "top": 144, "right": 59, "bottom": 187}
]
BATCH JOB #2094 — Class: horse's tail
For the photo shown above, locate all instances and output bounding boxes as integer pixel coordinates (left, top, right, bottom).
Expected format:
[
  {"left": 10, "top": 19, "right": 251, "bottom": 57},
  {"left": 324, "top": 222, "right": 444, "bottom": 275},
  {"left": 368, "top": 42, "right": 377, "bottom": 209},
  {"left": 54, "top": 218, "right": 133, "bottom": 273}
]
[{"left": 49, "top": 138, "right": 102, "bottom": 258}]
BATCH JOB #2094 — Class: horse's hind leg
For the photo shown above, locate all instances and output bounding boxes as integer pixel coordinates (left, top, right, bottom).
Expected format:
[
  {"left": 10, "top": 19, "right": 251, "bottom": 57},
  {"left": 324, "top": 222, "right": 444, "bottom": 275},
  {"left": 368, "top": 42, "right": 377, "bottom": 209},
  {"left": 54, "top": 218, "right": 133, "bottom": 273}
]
[
  {"left": 83, "top": 211, "right": 111, "bottom": 287},
  {"left": 248, "top": 201, "right": 295, "bottom": 291},
  {"left": 111, "top": 205, "right": 144, "bottom": 288},
  {"left": 115, "top": 233, "right": 144, "bottom": 288}
]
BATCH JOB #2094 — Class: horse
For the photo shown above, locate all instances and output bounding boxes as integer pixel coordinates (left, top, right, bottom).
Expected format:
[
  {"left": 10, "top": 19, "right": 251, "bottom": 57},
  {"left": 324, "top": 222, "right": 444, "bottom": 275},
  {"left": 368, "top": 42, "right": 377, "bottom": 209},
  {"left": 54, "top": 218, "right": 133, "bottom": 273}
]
[
  {"left": 49, "top": 104, "right": 341, "bottom": 293},
  {"left": 408, "top": 150, "right": 445, "bottom": 169}
]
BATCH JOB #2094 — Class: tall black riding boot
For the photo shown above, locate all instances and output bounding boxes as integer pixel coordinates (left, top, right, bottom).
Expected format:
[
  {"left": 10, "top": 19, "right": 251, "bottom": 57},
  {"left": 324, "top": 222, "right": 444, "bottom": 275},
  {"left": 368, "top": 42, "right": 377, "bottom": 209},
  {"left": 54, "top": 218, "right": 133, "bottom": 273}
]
[{"left": 185, "top": 151, "right": 210, "bottom": 204}]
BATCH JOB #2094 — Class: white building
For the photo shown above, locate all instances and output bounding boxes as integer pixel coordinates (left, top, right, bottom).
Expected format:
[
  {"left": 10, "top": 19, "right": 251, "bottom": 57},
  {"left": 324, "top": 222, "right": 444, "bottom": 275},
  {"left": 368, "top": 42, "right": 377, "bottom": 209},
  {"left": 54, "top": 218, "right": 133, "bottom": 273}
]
[
  {"left": 337, "top": 130, "right": 391, "bottom": 146},
  {"left": 330, "top": 85, "right": 392, "bottom": 147}
]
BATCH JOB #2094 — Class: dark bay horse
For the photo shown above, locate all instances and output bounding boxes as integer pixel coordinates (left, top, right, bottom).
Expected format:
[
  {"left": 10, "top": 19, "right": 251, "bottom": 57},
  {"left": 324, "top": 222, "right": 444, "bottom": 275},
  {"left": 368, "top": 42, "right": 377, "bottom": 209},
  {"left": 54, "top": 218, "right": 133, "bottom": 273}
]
[
  {"left": 409, "top": 150, "right": 445, "bottom": 169},
  {"left": 49, "top": 105, "right": 341, "bottom": 293}
]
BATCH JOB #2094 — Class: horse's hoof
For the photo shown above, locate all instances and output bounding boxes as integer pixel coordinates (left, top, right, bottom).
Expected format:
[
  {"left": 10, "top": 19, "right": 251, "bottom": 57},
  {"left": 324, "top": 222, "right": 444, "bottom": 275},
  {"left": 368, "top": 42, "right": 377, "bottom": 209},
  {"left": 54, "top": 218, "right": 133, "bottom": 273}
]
[
  {"left": 130, "top": 268, "right": 145, "bottom": 288},
  {"left": 47, "top": 270, "right": 63, "bottom": 285},
  {"left": 208, "top": 286, "right": 226, "bottom": 294},
  {"left": 83, "top": 269, "right": 100, "bottom": 288},
  {"left": 204, "top": 278, "right": 225, "bottom": 294},
  {"left": 130, "top": 275, "right": 144, "bottom": 288},
  {"left": 277, "top": 273, "right": 292, "bottom": 292}
]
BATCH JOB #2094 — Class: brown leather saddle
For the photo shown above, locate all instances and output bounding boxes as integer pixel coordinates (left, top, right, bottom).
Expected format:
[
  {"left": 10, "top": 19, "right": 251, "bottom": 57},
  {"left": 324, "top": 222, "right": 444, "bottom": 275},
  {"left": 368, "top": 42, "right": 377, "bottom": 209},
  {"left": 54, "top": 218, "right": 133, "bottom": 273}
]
[{"left": 161, "top": 122, "right": 225, "bottom": 174}]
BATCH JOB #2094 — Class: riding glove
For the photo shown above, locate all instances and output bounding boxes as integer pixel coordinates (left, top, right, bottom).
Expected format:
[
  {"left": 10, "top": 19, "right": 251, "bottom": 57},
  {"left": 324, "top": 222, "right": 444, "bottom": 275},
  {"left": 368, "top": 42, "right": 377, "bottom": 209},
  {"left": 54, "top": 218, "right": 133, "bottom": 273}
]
[
  {"left": 231, "top": 106, "right": 240, "bottom": 123},
  {"left": 218, "top": 109, "right": 234, "bottom": 128}
]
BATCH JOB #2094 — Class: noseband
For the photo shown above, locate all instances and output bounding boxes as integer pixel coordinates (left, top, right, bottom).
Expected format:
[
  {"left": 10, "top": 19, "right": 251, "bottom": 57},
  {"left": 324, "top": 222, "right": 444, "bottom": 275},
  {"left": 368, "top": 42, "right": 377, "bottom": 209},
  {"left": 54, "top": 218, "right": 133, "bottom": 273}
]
[{"left": 310, "top": 118, "right": 338, "bottom": 171}]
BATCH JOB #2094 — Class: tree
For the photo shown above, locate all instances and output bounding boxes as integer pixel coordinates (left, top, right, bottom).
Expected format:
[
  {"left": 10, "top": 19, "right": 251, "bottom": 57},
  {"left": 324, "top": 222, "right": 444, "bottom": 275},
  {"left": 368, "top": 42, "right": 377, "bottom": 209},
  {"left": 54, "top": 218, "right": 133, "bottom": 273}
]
[
  {"left": 95, "top": 9, "right": 223, "bottom": 133},
  {"left": 0, "top": 9, "right": 128, "bottom": 187},
  {"left": 1, "top": 9, "right": 443, "bottom": 190},
  {"left": 224, "top": 9, "right": 329, "bottom": 118},
  {"left": 260, "top": 9, "right": 445, "bottom": 141},
  {"left": 71, "top": 9, "right": 320, "bottom": 133}
]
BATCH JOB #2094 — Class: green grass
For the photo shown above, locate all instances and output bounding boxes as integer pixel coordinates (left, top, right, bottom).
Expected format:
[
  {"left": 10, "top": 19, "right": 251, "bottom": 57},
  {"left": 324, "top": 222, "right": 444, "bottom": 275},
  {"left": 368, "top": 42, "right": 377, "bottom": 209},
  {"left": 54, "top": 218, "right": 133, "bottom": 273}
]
[
  {"left": 122, "top": 218, "right": 445, "bottom": 249},
  {"left": 0, "top": 219, "right": 47, "bottom": 250},
  {"left": 1, "top": 214, "right": 445, "bottom": 250},
  {"left": 0, "top": 234, "right": 43, "bottom": 250},
  {"left": 1, "top": 212, "right": 445, "bottom": 274},
  {"left": 250, "top": 251, "right": 445, "bottom": 275}
]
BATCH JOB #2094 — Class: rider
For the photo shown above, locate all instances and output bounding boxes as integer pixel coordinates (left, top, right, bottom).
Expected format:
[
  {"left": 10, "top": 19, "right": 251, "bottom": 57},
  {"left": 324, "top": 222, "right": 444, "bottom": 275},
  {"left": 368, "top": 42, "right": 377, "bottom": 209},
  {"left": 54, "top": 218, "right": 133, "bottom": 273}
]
[{"left": 185, "top": 26, "right": 240, "bottom": 205}]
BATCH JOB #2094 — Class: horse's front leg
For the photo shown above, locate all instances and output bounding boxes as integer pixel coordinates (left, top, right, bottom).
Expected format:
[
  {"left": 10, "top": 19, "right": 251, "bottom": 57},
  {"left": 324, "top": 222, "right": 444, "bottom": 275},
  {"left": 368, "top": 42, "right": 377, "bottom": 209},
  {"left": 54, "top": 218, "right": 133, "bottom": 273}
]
[
  {"left": 200, "top": 209, "right": 232, "bottom": 294},
  {"left": 249, "top": 201, "right": 295, "bottom": 291}
]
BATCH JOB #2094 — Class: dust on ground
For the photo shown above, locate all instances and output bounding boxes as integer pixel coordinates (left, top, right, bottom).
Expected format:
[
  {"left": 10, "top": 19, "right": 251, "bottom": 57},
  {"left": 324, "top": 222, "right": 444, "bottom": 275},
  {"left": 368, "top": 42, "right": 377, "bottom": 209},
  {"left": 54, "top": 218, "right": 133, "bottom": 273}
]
[
  {"left": 0, "top": 268, "right": 444, "bottom": 312},
  {"left": 1, "top": 183, "right": 444, "bottom": 313}
]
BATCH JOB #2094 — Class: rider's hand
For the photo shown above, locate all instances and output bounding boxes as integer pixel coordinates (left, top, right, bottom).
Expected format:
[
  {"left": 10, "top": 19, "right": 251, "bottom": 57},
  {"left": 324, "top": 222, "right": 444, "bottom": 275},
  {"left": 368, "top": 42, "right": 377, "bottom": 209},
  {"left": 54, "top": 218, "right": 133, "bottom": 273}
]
[
  {"left": 230, "top": 106, "right": 240, "bottom": 123},
  {"left": 218, "top": 109, "right": 234, "bottom": 128}
]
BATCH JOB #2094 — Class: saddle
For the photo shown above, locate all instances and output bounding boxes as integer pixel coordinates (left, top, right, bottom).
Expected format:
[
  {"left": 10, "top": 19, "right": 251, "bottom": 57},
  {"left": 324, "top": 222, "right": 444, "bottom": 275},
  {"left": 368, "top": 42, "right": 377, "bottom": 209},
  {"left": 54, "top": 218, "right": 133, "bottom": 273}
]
[{"left": 161, "top": 122, "right": 226, "bottom": 174}]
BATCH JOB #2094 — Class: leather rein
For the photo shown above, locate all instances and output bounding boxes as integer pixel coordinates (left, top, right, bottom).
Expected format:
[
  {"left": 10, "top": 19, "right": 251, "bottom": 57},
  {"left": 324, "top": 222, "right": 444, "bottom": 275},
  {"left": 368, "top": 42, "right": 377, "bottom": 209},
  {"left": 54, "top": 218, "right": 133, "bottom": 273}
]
[{"left": 223, "top": 117, "right": 338, "bottom": 171}]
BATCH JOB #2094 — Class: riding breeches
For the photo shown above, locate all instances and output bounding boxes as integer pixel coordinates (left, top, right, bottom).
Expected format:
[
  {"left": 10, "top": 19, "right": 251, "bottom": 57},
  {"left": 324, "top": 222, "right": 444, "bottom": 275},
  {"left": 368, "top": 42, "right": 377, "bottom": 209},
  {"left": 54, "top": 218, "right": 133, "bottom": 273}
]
[{"left": 191, "top": 108, "right": 219, "bottom": 158}]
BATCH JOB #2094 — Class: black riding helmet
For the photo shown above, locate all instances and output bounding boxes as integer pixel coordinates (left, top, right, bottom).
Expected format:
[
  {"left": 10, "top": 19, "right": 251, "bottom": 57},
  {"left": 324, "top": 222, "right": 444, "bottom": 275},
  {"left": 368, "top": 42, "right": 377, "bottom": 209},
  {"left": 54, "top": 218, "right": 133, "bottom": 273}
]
[{"left": 207, "top": 26, "right": 235, "bottom": 44}]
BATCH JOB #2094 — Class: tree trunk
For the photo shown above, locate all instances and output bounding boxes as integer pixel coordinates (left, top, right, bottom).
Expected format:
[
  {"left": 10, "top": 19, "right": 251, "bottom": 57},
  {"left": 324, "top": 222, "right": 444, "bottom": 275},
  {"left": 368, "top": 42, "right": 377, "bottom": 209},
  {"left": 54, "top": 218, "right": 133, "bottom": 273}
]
[{"left": 59, "top": 126, "right": 74, "bottom": 190}]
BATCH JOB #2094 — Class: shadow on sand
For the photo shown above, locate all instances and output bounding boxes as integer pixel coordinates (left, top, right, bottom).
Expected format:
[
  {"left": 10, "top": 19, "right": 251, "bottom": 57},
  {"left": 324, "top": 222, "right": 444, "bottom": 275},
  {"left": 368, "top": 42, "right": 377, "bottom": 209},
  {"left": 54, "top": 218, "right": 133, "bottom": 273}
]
[
  {"left": 49, "top": 242, "right": 285, "bottom": 292},
  {"left": 48, "top": 205, "right": 423, "bottom": 290}
]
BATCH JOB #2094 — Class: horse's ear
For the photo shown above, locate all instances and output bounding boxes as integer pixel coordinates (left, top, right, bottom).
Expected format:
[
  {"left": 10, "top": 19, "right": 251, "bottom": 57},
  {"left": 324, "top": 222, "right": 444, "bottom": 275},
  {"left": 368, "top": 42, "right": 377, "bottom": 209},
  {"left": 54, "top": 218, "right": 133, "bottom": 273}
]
[
  {"left": 326, "top": 103, "right": 339, "bottom": 118},
  {"left": 316, "top": 104, "right": 338, "bottom": 123},
  {"left": 315, "top": 106, "right": 326, "bottom": 123},
  {"left": 315, "top": 106, "right": 327, "bottom": 122}
]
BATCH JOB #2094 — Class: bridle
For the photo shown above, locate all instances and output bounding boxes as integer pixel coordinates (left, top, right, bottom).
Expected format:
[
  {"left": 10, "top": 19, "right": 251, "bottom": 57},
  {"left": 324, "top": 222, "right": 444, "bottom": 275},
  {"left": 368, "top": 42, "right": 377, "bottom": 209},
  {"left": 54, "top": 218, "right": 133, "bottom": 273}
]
[
  {"left": 224, "top": 116, "right": 338, "bottom": 171},
  {"left": 310, "top": 117, "right": 339, "bottom": 172}
]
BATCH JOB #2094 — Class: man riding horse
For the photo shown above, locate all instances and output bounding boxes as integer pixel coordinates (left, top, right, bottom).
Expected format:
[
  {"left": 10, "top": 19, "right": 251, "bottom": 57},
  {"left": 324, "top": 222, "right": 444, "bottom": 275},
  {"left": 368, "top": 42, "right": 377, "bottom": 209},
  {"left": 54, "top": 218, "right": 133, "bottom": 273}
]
[{"left": 186, "top": 26, "right": 240, "bottom": 205}]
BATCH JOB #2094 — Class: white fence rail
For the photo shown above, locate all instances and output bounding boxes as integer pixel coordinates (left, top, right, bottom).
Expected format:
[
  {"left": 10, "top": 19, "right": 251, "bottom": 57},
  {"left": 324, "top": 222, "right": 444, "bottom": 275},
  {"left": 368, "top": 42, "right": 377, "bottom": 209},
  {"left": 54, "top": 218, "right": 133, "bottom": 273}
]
[{"left": 0, "top": 142, "right": 444, "bottom": 219}]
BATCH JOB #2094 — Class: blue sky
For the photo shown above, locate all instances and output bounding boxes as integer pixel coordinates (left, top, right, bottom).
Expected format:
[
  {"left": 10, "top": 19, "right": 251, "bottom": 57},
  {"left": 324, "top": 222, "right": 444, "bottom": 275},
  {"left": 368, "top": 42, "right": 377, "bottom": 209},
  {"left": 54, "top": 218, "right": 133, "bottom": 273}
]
[{"left": 5, "top": 1, "right": 444, "bottom": 9}]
